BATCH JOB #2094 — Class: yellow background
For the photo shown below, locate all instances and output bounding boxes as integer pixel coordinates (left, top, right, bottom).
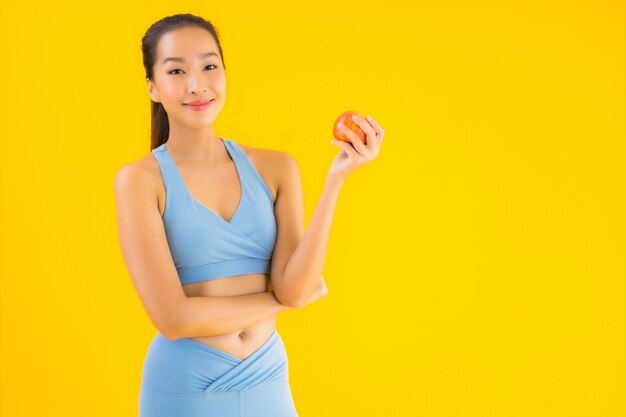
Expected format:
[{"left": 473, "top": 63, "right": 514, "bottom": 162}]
[{"left": 0, "top": 1, "right": 624, "bottom": 416}]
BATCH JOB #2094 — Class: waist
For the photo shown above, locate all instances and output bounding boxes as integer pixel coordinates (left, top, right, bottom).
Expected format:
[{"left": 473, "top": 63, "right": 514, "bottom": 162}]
[
  {"left": 182, "top": 272, "right": 269, "bottom": 296},
  {"left": 182, "top": 272, "right": 274, "bottom": 361},
  {"left": 188, "top": 319, "right": 277, "bottom": 361},
  {"left": 142, "top": 329, "right": 291, "bottom": 396}
]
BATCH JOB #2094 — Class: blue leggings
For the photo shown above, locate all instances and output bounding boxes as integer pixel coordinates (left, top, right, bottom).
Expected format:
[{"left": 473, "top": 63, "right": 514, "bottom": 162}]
[{"left": 139, "top": 329, "right": 299, "bottom": 417}]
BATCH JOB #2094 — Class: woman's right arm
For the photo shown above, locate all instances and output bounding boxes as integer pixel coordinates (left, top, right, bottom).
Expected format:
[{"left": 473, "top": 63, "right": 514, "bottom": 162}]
[{"left": 113, "top": 163, "right": 293, "bottom": 340}]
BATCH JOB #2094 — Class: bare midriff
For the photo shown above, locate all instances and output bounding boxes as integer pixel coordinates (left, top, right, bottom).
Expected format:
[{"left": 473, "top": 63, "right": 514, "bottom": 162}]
[
  {"left": 153, "top": 143, "right": 279, "bottom": 362},
  {"left": 181, "top": 273, "right": 276, "bottom": 361}
]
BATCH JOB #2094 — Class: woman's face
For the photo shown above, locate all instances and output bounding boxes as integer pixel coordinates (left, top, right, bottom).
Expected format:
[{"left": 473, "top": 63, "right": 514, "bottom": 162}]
[{"left": 147, "top": 26, "right": 226, "bottom": 129}]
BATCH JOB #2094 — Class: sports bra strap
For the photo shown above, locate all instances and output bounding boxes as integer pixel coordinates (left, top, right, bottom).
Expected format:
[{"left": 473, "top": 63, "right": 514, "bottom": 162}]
[{"left": 151, "top": 144, "right": 187, "bottom": 201}]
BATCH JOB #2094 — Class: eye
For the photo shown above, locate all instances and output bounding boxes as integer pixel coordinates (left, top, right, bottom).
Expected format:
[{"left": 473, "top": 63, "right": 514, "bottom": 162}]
[{"left": 168, "top": 64, "right": 218, "bottom": 75}]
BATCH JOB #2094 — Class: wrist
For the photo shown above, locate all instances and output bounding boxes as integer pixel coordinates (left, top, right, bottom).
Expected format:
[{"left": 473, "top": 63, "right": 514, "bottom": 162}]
[{"left": 325, "top": 173, "right": 345, "bottom": 190}]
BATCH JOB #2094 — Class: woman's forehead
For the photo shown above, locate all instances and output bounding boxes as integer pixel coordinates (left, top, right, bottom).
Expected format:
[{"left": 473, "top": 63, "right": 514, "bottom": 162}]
[{"left": 157, "top": 28, "right": 218, "bottom": 61}]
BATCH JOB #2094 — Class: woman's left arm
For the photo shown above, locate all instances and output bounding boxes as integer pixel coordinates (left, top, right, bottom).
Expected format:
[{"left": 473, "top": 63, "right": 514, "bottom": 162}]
[
  {"left": 271, "top": 170, "right": 344, "bottom": 309},
  {"left": 271, "top": 114, "right": 385, "bottom": 308}
]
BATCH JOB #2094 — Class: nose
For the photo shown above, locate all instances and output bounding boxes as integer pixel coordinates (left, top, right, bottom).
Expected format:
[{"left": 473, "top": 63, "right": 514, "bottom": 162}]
[
  {"left": 190, "top": 84, "right": 207, "bottom": 95},
  {"left": 188, "top": 74, "right": 208, "bottom": 95}
]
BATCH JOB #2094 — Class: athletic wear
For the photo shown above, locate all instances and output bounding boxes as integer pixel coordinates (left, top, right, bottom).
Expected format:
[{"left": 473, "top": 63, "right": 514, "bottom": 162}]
[
  {"left": 139, "top": 330, "right": 298, "bottom": 417},
  {"left": 151, "top": 138, "right": 277, "bottom": 285},
  {"left": 141, "top": 138, "right": 297, "bottom": 416}
]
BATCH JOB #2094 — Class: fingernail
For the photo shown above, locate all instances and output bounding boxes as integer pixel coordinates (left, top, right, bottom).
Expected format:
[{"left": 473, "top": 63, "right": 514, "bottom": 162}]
[{"left": 352, "top": 115, "right": 358, "bottom": 121}]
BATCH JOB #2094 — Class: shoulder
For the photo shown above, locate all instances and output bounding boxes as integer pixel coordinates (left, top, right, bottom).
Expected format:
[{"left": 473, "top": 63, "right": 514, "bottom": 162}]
[
  {"left": 114, "top": 150, "right": 162, "bottom": 198},
  {"left": 236, "top": 141, "right": 291, "bottom": 161},
  {"left": 236, "top": 142, "right": 300, "bottom": 194}
]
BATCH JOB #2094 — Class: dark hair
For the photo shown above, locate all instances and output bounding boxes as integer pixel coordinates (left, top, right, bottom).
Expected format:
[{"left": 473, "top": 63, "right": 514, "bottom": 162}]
[{"left": 141, "top": 14, "right": 227, "bottom": 150}]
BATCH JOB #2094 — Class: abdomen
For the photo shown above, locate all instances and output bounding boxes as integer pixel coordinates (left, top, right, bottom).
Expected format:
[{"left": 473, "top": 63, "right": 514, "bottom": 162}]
[{"left": 182, "top": 273, "right": 277, "bottom": 361}]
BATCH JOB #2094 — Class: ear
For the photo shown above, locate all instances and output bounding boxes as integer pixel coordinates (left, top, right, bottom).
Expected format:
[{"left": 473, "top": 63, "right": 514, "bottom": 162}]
[{"left": 146, "top": 78, "right": 160, "bottom": 103}]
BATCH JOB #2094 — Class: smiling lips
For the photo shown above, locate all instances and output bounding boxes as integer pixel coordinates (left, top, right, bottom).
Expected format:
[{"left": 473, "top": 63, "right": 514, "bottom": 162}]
[{"left": 184, "top": 99, "right": 215, "bottom": 111}]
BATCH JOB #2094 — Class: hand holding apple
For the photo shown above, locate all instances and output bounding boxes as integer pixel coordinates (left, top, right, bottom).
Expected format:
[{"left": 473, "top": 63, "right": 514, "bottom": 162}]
[{"left": 329, "top": 112, "right": 385, "bottom": 182}]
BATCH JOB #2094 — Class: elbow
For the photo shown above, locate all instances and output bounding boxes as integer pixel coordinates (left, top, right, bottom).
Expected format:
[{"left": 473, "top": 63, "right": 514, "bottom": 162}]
[
  {"left": 156, "top": 317, "right": 181, "bottom": 340},
  {"left": 159, "top": 323, "right": 181, "bottom": 340},
  {"left": 284, "top": 292, "right": 311, "bottom": 310},
  {"left": 289, "top": 293, "right": 309, "bottom": 310},
  {"left": 155, "top": 305, "right": 186, "bottom": 340},
  {"left": 273, "top": 289, "right": 303, "bottom": 310}
]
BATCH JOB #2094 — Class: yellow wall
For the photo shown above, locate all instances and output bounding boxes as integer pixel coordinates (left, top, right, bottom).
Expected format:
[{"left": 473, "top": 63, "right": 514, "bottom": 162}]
[{"left": 0, "top": 1, "right": 623, "bottom": 416}]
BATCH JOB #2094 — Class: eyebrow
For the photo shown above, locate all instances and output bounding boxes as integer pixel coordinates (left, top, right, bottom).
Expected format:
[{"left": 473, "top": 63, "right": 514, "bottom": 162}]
[{"left": 162, "top": 52, "right": 218, "bottom": 65}]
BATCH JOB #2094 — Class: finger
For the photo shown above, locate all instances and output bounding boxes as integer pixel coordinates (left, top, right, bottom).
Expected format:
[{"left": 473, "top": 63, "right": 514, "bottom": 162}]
[
  {"left": 350, "top": 114, "right": 377, "bottom": 150},
  {"left": 331, "top": 138, "right": 361, "bottom": 160},
  {"left": 364, "top": 115, "right": 385, "bottom": 150},
  {"left": 337, "top": 123, "right": 369, "bottom": 157},
  {"left": 365, "top": 115, "right": 385, "bottom": 140}
]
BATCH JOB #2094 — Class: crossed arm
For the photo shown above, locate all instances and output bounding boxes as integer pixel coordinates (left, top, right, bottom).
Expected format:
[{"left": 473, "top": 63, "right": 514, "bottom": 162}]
[
  {"left": 114, "top": 151, "right": 342, "bottom": 340},
  {"left": 180, "top": 152, "right": 345, "bottom": 339}
]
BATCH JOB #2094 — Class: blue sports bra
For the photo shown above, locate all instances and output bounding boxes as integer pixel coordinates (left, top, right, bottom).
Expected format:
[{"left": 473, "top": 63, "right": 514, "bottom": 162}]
[{"left": 151, "top": 138, "right": 277, "bottom": 285}]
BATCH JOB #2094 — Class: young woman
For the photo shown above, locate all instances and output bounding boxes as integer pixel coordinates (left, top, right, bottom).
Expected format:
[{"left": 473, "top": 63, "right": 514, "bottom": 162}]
[{"left": 114, "top": 13, "right": 384, "bottom": 417}]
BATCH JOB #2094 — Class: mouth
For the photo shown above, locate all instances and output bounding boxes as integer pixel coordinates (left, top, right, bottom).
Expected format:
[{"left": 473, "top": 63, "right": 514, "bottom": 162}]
[
  {"left": 183, "top": 99, "right": 215, "bottom": 112},
  {"left": 184, "top": 99, "right": 215, "bottom": 106}
]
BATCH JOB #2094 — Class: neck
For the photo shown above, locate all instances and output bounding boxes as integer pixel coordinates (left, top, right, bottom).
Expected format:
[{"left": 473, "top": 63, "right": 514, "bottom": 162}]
[{"left": 165, "top": 122, "right": 224, "bottom": 163}]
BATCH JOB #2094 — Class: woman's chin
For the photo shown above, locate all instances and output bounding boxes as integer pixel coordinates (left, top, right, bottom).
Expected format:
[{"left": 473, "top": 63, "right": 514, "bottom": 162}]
[{"left": 181, "top": 115, "right": 219, "bottom": 128}]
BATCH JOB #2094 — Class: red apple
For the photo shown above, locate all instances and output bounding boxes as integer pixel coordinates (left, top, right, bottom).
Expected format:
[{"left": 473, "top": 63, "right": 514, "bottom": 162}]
[{"left": 333, "top": 111, "right": 367, "bottom": 144}]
